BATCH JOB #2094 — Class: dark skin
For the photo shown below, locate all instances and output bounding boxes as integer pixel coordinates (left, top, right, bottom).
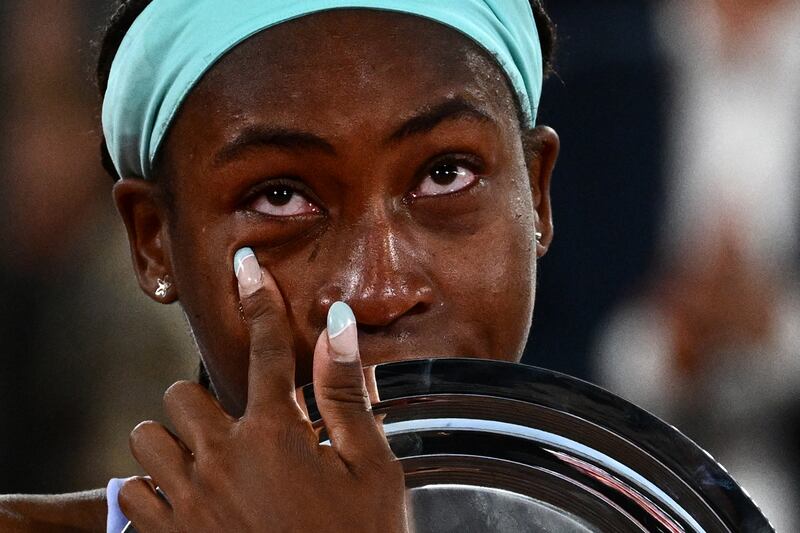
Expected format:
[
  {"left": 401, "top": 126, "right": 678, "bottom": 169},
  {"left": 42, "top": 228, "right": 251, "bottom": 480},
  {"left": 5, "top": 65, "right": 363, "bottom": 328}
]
[
  {"left": 118, "top": 10, "right": 557, "bottom": 415},
  {"left": 0, "top": 9, "right": 558, "bottom": 532}
]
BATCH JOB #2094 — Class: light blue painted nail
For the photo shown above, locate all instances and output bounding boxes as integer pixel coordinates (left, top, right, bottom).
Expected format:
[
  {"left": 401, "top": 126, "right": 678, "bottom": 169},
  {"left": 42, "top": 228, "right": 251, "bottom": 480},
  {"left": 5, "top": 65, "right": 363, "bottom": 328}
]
[
  {"left": 233, "top": 247, "right": 255, "bottom": 275},
  {"left": 327, "top": 301, "right": 356, "bottom": 338}
]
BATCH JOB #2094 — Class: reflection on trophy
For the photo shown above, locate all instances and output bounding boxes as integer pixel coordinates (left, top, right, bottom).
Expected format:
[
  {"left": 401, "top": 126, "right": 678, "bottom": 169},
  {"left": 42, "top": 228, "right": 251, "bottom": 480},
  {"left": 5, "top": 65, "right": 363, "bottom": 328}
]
[
  {"left": 125, "top": 358, "right": 772, "bottom": 532},
  {"left": 119, "top": 356, "right": 772, "bottom": 532}
]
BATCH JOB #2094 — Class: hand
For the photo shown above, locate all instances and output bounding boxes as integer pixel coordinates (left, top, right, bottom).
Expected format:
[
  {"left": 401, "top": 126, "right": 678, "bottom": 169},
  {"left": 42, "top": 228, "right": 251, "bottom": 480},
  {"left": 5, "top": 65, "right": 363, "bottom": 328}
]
[{"left": 118, "top": 249, "right": 408, "bottom": 532}]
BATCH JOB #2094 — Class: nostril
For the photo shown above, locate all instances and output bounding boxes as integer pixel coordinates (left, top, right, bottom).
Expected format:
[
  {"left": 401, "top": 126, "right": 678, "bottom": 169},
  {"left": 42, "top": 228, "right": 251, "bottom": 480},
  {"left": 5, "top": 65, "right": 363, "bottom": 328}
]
[
  {"left": 358, "top": 323, "right": 383, "bottom": 335},
  {"left": 356, "top": 301, "right": 430, "bottom": 334},
  {"left": 405, "top": 301, "right": 428, "bottom": 317}
]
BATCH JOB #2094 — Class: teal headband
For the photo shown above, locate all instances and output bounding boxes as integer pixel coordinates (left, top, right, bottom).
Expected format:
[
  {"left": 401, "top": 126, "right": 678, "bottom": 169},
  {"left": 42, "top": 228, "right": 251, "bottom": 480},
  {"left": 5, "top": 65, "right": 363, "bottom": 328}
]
[{"left": 102, "top": 0, "right": 543, "bottom": 179}]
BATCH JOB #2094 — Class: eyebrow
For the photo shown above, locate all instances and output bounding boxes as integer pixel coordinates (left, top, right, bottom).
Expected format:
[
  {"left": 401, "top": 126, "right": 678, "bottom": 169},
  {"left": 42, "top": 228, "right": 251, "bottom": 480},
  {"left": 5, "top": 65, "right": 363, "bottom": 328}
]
[
  {"left": 385, "top": 97, "right": 494, "bottom": 145},
  {"left": 213, "top": 97, "right": 493, "bottom": 168},
  {"left": 213, "top": 127, "right": 337, "bottom": 168}
]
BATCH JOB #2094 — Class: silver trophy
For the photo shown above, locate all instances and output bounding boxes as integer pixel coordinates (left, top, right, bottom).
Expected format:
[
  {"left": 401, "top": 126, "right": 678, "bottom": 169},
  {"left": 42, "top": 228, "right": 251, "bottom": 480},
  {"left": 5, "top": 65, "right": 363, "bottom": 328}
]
[{"left": 125, "top": 358, "right": 773, "bottom": 532}]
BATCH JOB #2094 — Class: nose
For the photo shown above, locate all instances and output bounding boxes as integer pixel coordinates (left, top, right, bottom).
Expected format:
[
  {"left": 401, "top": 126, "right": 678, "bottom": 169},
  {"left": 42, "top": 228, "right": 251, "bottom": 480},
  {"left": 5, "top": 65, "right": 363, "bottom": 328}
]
[{"left": 317, "top": 218, "right": 434, "bottom": 328}]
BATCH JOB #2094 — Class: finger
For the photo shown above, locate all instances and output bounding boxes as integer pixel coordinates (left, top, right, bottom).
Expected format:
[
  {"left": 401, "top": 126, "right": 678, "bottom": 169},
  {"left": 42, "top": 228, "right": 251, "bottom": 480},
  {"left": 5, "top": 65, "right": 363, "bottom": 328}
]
[
  {"left": 118, "top": 476, "right": 172, "bottom": 532},
  {"left": 314, "top": 301, "right": 393, "bottom": 467},
  {"left": 233, "top": 247, "right": 297, "bottom": 416},
  {"left": 163, "top": 380, "right": 232, "bottom": 452},
  {"left": 129, "top": 420, "right": 191, "bottom": 499}
]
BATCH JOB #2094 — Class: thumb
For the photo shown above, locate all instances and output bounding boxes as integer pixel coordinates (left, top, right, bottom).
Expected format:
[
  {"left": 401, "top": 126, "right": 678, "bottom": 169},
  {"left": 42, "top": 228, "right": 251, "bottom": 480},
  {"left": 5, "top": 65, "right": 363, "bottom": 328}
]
[{"left": 313, "top": 302, "right": 393, "bottom": 468}]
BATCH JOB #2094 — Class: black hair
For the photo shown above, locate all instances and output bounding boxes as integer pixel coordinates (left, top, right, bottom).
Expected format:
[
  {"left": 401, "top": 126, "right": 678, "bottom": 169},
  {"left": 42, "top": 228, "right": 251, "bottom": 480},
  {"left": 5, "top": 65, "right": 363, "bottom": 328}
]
[
  {"left": 95, "top": 1, "right": 557, "bottom": 390},
  {"left": 96, "top": 0, "right": 556, "bottom": 182}
]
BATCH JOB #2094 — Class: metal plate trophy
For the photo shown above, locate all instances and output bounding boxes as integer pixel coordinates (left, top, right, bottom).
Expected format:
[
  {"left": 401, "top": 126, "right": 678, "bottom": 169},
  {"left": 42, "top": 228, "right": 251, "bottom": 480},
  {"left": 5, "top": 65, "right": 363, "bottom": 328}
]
[{"left": 125, "top": 358, "right": 773, "bottom": 532}]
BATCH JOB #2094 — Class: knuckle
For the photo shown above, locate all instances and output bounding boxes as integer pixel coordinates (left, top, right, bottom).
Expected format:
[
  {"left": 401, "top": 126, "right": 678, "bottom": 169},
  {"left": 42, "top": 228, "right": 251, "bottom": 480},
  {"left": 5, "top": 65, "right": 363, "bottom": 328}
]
[
  {"left": 194, "top": 445, "right": 223, "bottom": 474},
  {"left": 240, "top": 410, "right": 312, "bottom": 447},
  {"left": 129, "top": 420, "right": 163, "bottom": 450},
  {"left": 164, "top": 484, "right": 193, "bottom": 512},
  {"left": 242, "top": 286, "right": 279, "bottom": 322},
  {"left": 163, "top": 380, "right": 202, "bottom": 406},
  {"left": 361, "top": 455, "right": 404, "bottom": 481},
  {"left": 252, "top": 344, "right": 293, "bottom": 364},
  {"left": 317, "top": 382, "right": 371, "bottom": 411},
  {"left": 165, "top": 379, "right": 199, "bottom": 396},
  {"left": 273, "top": 424, "right": 318, "bottom": 456},
  {"left": 118, "top": 477, "right": 149, "bottom": 510}
]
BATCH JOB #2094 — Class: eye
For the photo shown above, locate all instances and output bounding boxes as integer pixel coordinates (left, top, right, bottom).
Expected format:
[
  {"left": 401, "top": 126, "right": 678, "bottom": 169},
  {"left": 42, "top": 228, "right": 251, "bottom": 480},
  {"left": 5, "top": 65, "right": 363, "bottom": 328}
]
[
  {"left": 249, "top": 182, "right": 321, "bottom": 217},
  {"left": 411, "top": 159, "right": 479, "bottom": 199}
]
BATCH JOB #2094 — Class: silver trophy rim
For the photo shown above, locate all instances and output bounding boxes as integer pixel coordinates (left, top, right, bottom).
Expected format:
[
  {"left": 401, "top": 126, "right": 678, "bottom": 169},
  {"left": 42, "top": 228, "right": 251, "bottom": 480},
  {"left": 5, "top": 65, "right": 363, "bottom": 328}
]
[
  {"left": 302, "top": 357, "right": 773, "bottom": 532},
  {"left": 124, "top": 357, "right": 773, "bottom": 532}
]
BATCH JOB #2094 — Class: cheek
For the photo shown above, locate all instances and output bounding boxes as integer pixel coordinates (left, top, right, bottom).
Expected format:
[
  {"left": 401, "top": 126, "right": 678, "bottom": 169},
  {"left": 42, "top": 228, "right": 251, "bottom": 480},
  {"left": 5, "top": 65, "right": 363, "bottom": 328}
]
[
  {"left": 484, "top": 232, "right": 536, "bottom": 359},
  {"left": 170, "top": 223, "right": 252, "bottom": 415},
  {"left": 265, "top": 260, "right": 322, "bottom": 384},
  {"left": 451, "top": 169, "right": 538, "bottom": 358},
  {"left": 169, "top": 204, "right": 331, "bottom": 410},
  {"left": 433, "top": 208, "right": 536, "bottom": 360}
]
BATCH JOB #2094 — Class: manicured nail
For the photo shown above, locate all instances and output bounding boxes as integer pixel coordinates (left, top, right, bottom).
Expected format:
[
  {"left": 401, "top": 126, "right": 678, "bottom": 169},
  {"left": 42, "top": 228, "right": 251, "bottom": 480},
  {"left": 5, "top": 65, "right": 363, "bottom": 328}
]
[
  {"left": 233, "top": 247, "right": 261, "bottom": 296},
  {"left": 327, "top": 301, "right": 358, "bottom": 363}
]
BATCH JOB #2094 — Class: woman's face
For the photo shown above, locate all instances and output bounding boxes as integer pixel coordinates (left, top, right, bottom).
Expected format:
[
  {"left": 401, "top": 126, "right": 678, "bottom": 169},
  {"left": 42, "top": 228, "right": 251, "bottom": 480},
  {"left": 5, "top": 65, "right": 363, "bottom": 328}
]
[{"left": 115, "top": 10, "right": 557, "bottom": 416}]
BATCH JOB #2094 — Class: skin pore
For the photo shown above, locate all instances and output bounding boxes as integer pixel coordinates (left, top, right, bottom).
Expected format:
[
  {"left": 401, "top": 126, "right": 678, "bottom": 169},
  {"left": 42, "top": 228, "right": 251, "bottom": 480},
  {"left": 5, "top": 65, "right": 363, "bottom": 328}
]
[{"left": 115, "top": 9, "right": 558, "bottom": 417}]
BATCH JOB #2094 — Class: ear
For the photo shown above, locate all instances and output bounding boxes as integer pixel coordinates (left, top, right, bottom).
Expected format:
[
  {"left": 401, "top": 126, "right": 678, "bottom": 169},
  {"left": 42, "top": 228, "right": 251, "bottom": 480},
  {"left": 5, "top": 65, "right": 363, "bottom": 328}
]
[
  {"left": 523, "top": 126, "right": 559, "bottom": 257},
  {"left": 113, "top": 178, "right": 178, "bottom": 303}
]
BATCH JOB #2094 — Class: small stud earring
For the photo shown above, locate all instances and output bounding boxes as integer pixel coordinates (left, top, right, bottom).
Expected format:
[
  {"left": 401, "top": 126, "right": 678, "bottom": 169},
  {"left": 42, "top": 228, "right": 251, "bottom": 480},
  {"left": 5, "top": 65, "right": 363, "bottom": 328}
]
[
  {"left": 155, "top": 276, "right": 172, "bottom": 298},
  {"left": 534, "top": 231, "right": 543, "bottom": 242}
]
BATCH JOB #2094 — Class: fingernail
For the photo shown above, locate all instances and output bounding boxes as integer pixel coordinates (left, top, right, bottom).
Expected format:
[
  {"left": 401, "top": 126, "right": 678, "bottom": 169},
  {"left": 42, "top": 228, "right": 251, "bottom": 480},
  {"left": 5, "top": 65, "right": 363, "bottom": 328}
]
[
  {"left": 327, "top": 301, "right": 358, "bottom": 363},
  {"left": 233, "top": 247, "right": 261, "bottom": 296}
]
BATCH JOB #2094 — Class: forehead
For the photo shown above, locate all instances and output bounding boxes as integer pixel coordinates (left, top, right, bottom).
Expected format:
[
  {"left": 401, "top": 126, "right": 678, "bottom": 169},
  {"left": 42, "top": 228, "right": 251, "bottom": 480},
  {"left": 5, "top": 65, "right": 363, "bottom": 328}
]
[{"left": 173, "top": 9, "right": 521, "bottom": 149}]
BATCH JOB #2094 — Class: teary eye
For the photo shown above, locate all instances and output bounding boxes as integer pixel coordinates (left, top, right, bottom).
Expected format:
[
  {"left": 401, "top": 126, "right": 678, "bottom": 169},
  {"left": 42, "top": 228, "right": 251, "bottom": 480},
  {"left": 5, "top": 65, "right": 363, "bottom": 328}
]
[
  {"left": 411, "top": 159, "right": 479, "bottom": 199},
  {"left": 250, "top": 182, "right": 321, "bottom": 217}
]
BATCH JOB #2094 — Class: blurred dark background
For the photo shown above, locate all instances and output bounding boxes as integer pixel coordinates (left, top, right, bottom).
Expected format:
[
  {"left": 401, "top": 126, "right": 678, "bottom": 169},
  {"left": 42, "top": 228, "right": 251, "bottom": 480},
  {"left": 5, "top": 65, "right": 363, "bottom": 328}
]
[
  {"left": 1, "top": 1, "right": 798, "bottom": 530},
  {"left": 0, "top": 0, "right": 196, "bottom": 496}
]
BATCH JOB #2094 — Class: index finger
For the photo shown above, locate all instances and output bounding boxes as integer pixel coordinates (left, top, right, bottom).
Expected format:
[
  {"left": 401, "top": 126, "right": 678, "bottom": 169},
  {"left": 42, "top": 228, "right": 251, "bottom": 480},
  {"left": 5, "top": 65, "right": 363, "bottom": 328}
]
[{"left": 234, "top": 247, "right": 298, "bottom": 416}]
